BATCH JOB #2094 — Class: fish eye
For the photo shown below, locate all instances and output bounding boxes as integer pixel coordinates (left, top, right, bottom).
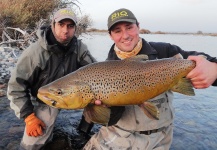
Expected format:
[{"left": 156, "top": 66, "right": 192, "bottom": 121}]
[
  {"left": 52, "top": 100, "right": 57, "bottom": 106},
  {"left": 55, "top": 89, "right": 62, "bottom": 95}
]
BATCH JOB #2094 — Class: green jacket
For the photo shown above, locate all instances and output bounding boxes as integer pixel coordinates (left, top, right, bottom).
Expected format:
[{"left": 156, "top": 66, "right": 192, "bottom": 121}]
[{"left": 7, "top": 25, "right": 96, "bottom": 119}]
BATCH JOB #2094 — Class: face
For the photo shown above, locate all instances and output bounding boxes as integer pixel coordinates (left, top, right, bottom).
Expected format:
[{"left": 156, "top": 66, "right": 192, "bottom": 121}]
[
  {"left": 54, "top": 19, "right": 76, "bottom": 43},
  {"left": 110, "top": 22, "right": 140, "bottom": 52}
]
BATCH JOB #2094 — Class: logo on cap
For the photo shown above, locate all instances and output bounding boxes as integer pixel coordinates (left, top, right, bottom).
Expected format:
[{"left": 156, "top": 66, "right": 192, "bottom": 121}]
[
  {"left": 111, "top": 10, "right": 128, "bottom": 21},
  {"left": 59, "top": 9, "right": 74, "bottom": 16}
]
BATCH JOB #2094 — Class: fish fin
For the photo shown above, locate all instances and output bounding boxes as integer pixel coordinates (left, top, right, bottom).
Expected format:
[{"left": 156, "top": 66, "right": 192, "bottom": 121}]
[
  {"left": 172, "top": 53, "right": 183, "bottom": 59},
  {"left": 83, "top": 105, "right": 110, "bottom": 125},
  {"left": 124, "top": 55, "right": 149, "bottom": 61},
  {"left": 171, "top": 78, "right": 195, "bottom": 96},
  {"left": 139, "top": 102, "right": 159, "bottom": 120}
]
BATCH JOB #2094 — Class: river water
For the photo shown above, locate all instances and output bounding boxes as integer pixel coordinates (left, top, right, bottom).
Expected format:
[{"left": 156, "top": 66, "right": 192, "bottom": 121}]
[{"left": 0, "top": 33, "right": 217, "bottom": 150}]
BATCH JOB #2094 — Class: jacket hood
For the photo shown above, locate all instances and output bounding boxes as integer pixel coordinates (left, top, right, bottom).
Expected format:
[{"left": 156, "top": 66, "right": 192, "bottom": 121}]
[{"left": 36, "top": 25, "right": 52, "bottom": 50}]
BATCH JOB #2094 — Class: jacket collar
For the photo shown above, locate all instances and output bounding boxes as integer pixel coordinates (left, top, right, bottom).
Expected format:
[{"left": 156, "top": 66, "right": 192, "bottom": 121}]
[
  {"left": 139, "top": 39, "right": 157, "bottom": 55},
  {"left": 38, "top": 26, "right": 77, "bottom": 54}
]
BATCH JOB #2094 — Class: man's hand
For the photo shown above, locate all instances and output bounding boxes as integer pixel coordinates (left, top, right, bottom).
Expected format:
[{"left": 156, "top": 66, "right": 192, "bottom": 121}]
[
  {"left": 94, "top": 100, "right": 102, "bottom": 105},
  {"left": 24, "top": 113, "right": 46, "bottom": 137},
  {"left": 186, "top": 56, "right": 217, "bottom": 89}
]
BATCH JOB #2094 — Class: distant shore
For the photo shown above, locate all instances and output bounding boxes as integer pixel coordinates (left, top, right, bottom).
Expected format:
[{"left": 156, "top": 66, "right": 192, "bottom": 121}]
[{"left": 86, "top": 28, "right": 217, "bottom": 36}]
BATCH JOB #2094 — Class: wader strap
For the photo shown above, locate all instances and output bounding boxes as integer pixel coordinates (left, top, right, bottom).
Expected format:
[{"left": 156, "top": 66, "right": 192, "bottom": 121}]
[{"left": 139, "top": 126, "right": 166, "bottom": 135}]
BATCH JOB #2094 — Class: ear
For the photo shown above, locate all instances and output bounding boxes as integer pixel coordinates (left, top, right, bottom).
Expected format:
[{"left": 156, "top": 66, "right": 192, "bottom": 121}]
[
  {"left": 137, "top": 22, "right": 140, "bottom": 29},
  {"left": 109, "top": 33, "right": 114, "bottom": 41}
]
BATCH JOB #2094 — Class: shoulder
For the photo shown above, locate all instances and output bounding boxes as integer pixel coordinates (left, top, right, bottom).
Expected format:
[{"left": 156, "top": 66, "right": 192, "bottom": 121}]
[
  {"left": 148, "top": 41, "right": 182, "bottom": 58},
  {"left": 18, "top": 41, "right": 50, "bottom": 68}
]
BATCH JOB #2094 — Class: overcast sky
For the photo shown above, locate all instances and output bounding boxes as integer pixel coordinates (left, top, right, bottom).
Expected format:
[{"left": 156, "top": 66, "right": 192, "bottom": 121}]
[{"left": 77, "top": 0, "right": 217, "bottom": 33}]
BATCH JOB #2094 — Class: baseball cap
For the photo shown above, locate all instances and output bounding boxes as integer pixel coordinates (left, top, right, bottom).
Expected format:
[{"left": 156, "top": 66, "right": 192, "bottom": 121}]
[
  {"left": 107, "top": 8, "right": 137, "bottom": 30},
  {"left": 53, "top": 8, "right": 77, "bottom": 24}
]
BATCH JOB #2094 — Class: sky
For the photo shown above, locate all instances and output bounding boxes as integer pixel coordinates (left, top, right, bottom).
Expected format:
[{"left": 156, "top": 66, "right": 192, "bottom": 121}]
[{"left": 77, "top": 0, "right": 217, "bottom": 33}]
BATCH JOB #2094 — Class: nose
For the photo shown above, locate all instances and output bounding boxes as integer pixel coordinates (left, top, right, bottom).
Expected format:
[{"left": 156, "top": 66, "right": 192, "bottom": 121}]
[
  {"left": 121, "top": 30, "right": 129, "bottom": 39},
  {"left": 62, "top": 25, "right": 68, "bottom": 33}
]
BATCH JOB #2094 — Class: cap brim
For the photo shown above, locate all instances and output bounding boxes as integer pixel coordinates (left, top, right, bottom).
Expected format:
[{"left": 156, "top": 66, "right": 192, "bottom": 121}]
[
  {"left": 109, "top": 19, "right": 137, "bottom": 30},
  {"left": 55, "top": 16, "right": 77, "bottom": 24}
]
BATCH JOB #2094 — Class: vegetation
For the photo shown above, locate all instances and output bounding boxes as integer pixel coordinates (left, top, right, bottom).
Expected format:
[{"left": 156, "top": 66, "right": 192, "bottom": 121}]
[
  {"left": 0, "top": 0, "right": 60, "bottom": 29},
  {"left": 0, "top": 0, "right": 93, "bottom": 47},
  {"left": 0, "top": 0, "right": 92, "bottom": 41}
]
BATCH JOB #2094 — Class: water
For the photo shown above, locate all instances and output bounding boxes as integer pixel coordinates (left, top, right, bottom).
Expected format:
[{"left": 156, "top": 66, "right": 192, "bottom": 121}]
[
  {"left": 0, "top": 33, "right": 217, "bottom": 150},
  {"left": 81, "top": 33, "right": 217, "bottom": 61}
]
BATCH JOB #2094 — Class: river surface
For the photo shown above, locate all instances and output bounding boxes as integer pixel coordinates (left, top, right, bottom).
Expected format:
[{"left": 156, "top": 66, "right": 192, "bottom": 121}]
[{"left": 0, "top": 33, "right": 217, "bottom": 150}]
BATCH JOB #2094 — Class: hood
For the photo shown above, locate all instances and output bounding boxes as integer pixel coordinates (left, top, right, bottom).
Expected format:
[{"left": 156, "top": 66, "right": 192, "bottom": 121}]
[{"left": 36, "top": 25, "right": 53, "bottom": 51}]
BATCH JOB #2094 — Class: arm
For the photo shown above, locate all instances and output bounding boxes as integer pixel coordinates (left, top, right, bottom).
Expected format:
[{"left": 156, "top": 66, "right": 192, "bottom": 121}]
[
  {"left": 7, "top": 49, "right": 35, "bottom": 119},
  {"left": 172, "top": 45, "right": 217, "bottom": 87},
  {"left": 77, "top": 40, "right": 97, "bottom": 66},
  {"left": 7, "top": 44, "right": 47, "bottom": 137}
]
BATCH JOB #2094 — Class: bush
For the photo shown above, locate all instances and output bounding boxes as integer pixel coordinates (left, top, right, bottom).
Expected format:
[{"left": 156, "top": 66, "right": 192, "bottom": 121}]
[
  {"left": 0, "top": 0, "right": 61, "bottom": 29},
  {"left": 0, "top": 0, "right": 93, "bottom": 41}
]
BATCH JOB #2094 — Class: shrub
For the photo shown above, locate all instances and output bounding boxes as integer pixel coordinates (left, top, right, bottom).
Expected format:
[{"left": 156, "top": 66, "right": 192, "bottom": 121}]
[{"left": 0, "top": 0, "right": 60, "bottom": 29}]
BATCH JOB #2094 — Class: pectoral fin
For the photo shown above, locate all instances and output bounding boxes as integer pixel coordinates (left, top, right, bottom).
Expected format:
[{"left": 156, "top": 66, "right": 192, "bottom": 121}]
[
  {"left": 83, "top": 105, "right": 110, "bottom": 125},
  {"left": 139, "top": 102, "right": 159, "bottom": 120}
]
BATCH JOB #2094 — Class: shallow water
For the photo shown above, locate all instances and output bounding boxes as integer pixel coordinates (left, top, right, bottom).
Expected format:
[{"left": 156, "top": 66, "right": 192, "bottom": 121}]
[
  {"left": 172, "top": 87, "right": 217, "bottom": 150},
  {"left": 0, "top": 33, "right": 217, "bottom": 150}
]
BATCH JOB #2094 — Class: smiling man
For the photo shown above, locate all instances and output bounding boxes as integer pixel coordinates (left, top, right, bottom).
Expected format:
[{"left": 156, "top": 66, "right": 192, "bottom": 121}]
[{"left": 83, "top": 8, "right": 217, "bottom": 150}]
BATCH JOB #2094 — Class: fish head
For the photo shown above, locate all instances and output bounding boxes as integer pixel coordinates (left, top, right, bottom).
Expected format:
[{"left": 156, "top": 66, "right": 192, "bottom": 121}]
[{"left": 37, "top": 80, "right": 94, "bottom": 109}]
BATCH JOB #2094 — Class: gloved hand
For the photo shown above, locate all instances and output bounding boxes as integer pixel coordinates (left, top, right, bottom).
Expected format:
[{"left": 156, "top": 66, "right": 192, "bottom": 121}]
[{"left": 24, "top": 113, "right": 46, "bottom": 137}]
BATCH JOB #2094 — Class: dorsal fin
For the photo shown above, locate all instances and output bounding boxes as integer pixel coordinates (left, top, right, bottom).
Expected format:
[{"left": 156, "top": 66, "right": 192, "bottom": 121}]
[
  {"left": 124, "top": 55, "right": 149, "bottom": 61},
  {"left": 172, "top": 53, "right": 183, "bottom": 59}
]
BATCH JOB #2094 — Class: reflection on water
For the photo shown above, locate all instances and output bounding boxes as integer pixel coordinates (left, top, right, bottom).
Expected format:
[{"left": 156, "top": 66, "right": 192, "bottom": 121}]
[{"left": 0, "top": 34, "right": 217, "bottom": 149}]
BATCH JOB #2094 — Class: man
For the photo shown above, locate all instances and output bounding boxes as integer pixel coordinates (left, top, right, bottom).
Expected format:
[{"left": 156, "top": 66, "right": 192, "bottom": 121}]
[
  {"left": 83, "top": 8, "right": 217, "bottom": 150},
  {"left": 7, "top": 8, "right": 96, "bottom": 150}
]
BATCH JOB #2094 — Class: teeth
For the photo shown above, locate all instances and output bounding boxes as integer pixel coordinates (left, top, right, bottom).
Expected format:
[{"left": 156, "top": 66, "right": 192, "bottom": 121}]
[{"left": 123, "top": 40, "right": 131, "bottom": 44}]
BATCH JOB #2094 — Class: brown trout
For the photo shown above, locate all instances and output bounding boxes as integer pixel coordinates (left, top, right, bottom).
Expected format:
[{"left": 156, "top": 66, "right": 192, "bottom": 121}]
[{"left": 37, "top": 55, "right": 196, "bottom": 124}]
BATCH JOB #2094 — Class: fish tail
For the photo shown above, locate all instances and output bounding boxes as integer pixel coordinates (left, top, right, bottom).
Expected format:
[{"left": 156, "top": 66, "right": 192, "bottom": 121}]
[{"left": 171, "top": 78, "right": 195, "bottom": 96}]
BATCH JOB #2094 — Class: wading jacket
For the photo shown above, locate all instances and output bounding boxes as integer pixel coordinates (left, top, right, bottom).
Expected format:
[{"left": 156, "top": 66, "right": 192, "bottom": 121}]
[
  {"left": 7, "top": 26, "right": 96, "bottom": 119},
  {"left": 107, "top": 38, "right": 217, "bottom": 129}
]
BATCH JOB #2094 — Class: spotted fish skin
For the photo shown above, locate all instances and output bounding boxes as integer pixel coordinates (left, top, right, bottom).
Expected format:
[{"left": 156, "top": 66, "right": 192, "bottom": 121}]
[
  {"left": 76, "top": 57, "right": 195, "bottom": 105},
  {"left": 37, "top": 55, "right": 196, "bottom": 124}
]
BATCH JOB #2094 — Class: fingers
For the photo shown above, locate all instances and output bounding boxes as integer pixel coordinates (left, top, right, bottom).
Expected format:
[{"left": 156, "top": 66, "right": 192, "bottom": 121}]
[
  {"left": 94, "top": 100, "right": 109, "bottom": 107},
  {"left": 27, "top": 124, "right": 45, "bottom": 137},
  {"left": 186, "top": 56, "right": 204, "bottom": 79},
  {"left": 94, "top": 100, "right": 102, "bottom": 105},
  {"left": 187, "top": 55, "right": 217, "bottom": 89},
  {"left": 36, "top": 126, "right": 43, "bottom": 136}
]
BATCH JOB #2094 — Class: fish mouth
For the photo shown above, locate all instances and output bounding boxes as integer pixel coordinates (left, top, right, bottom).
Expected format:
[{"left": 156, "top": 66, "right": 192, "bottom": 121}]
[{"left": 37, "top": 94, "right": 68, "bottom": 108}]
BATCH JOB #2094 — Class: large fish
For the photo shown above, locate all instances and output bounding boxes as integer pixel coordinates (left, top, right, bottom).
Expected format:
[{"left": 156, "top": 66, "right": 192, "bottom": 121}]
[{"left": 37, "top": 55, "right": 196, "bottom": 124}]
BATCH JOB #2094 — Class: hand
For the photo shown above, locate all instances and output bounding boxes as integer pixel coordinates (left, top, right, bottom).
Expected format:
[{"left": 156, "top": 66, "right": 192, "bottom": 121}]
[
  {"left": 24, "top": 113, "right": 46, "bottom": 137},
  {"left": 94, "top": 99, "right": 108, "bottom": 107},
  {"left": 186, "top": 56, "right": 217, "bottom": 89}
]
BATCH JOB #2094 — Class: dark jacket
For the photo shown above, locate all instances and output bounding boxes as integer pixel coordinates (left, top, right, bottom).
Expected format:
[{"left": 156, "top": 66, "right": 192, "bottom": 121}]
[
  {"left": 107, "top": 38, "right": 217, "bottom": 125},
  {"left": 7, "top": 26, "right": 96, "bottom": 119}
]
